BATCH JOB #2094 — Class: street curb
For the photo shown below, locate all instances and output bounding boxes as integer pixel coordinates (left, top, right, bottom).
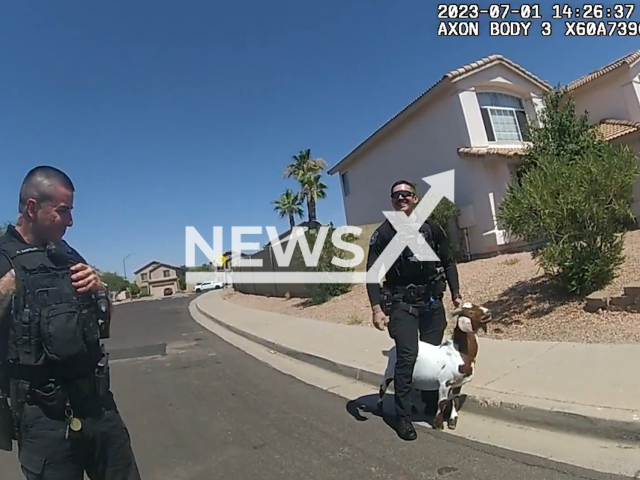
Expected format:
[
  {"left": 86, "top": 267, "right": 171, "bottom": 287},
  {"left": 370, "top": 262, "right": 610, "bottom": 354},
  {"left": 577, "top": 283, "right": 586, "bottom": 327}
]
[{"left": 193, "top": 298, "right": 640, "bottom": 444}]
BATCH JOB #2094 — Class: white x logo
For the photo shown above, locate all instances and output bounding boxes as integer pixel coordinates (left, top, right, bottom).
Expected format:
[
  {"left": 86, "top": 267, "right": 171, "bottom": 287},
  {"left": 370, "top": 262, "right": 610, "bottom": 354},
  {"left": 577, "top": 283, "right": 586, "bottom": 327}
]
[{"left": 366, "top": 170, "right": 455, "bottom": 284}]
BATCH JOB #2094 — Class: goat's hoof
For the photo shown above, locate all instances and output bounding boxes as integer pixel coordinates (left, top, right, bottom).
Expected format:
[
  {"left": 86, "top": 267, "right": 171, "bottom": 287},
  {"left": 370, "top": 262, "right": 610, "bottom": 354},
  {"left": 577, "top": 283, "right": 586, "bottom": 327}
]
[
  {"left": 447, "top": 419, "right": 458, "bottom": 430},
  {"left": 433, "top": 418, "right": 445, "bottom": 430}
]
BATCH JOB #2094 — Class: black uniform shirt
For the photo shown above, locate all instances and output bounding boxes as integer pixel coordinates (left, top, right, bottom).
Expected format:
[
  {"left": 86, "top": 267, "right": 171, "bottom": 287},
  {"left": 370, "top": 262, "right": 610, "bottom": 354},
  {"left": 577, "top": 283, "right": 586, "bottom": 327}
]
[{"left": 365, "top": 219, "right": 460, "bottom": 307}]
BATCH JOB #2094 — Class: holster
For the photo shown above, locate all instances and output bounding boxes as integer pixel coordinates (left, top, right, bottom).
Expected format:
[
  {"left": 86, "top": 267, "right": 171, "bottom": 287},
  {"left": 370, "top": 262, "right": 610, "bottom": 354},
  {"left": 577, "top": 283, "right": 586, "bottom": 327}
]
[
  {"left": 380, "top": 289, "right": 393, "bottom": 315},
  {"left": 95, "top": 348, "right": 110, "bottom": 399},
  {"left": 0, "top": 395, "right": 14, "bottom": 451},
  {"left": 431, "top": 270, "right": 447, "bottom": 299}
]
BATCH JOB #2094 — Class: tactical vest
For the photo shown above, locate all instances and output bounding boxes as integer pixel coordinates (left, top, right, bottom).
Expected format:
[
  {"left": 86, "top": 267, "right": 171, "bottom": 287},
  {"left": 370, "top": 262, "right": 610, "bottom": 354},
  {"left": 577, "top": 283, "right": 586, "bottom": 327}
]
[{"left": 0, "top": 236, "right": 102, "bottom": 381}]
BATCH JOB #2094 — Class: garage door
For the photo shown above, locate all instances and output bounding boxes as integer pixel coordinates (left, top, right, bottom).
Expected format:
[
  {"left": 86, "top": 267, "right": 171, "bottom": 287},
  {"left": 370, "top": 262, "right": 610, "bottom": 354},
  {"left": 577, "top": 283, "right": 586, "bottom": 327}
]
[{"left": 151, "top": 282, "right": 176, "bottom": 297}]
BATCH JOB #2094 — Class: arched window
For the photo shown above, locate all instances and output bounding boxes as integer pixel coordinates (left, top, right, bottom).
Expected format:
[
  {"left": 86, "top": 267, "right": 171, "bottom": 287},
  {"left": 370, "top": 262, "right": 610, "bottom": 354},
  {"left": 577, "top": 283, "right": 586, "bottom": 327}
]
[{"left": 477, "top": 92, "right": 530, "bottom": 143}]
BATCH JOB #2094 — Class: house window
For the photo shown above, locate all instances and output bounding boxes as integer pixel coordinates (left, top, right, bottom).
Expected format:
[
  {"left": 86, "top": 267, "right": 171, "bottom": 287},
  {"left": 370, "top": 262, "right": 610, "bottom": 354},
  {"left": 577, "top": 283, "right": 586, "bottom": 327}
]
[
  {"left": 141, "top": 273, "right": 147, "bottom": 281},
  {"left": 341, "top": 172, "right": 350, "bottom": 196},
  {"left": 477, "top": 92, "right": 530, "bottom": 143},
  {"left": 163, "top": 269, "right": 170, "bottom": 277}
]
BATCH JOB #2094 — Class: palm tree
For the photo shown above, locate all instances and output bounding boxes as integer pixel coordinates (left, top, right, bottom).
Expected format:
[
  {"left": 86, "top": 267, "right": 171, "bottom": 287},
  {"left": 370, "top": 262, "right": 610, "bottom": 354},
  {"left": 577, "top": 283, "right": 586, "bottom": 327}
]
[
  {"left": 283, "top": 149, "right": 328, "bottom": 223},
  {"left": 299, "top": 173, "right": 327, "bottom": 223},
  {"left": 283, "top": 149, "right": 327, "bottom": 180},
  {"left": 272, "top": 189, "right": 305, "bottom": 229}
]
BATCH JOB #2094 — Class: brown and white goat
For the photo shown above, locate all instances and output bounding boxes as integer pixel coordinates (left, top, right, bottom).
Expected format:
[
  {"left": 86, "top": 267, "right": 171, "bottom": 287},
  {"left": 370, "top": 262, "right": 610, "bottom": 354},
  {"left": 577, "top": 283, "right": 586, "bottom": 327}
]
[{"left": 377, "top": 302, "right": 492, "bottom": 430}]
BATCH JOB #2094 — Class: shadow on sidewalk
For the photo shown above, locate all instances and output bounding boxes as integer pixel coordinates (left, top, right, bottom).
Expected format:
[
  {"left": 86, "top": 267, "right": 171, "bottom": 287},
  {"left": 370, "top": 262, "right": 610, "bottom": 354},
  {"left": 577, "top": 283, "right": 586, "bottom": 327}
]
[{"left": 345, "top": 391, "right": 470, "bottom": 434}]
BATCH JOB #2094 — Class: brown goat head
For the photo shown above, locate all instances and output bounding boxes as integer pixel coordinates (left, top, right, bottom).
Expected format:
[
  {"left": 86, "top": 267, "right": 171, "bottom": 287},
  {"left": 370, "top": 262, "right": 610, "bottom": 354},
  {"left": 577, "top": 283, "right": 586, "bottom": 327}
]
[{"left": 449, "top": 302, "right": 492, "bottom": 334}]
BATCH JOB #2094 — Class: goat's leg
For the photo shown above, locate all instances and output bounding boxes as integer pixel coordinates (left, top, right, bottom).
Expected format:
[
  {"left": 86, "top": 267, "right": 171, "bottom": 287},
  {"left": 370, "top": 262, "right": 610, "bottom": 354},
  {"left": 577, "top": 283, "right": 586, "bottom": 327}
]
[
  {"left": 432, "top": 385, "right": 449, "bottom": 430},
  {"left": 377, "top": 378, "right": 393, "bottom": 414},
  {"left": 447, "top": 386, "right": 462, "bottom": 430}
]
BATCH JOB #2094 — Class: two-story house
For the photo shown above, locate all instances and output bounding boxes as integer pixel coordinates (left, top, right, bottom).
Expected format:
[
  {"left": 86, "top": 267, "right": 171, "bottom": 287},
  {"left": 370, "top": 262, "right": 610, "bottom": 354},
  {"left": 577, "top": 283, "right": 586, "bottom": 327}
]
[
  {"left": 327, "top": 50, "right": 640, "bottom": 263},
  {"left": 133, "top": 260, "right": 184, "bottom": 297}
]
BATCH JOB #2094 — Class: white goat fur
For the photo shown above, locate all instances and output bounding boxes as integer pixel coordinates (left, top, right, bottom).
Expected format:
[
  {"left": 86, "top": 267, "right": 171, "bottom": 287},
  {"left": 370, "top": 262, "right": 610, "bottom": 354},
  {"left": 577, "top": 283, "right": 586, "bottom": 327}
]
[{"left": 377, "top": 303, "right": 490, "bottom": 428}]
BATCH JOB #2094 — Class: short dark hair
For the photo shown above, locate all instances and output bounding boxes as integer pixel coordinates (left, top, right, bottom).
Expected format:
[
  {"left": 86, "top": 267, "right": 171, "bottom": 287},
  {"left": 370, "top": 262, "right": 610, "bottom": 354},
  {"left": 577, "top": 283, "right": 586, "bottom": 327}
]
[
  {"left": 390, "top": 180, "right": 416, "bottom": 195},
  {"left": 19, "top": 166, "right": 75, "bottom": 211}
]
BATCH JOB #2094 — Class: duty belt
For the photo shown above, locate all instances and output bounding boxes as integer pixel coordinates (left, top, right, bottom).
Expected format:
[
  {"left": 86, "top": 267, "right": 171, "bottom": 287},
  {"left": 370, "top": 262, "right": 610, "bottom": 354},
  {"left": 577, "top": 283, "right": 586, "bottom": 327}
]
[{"left": 385, "top": 283, "right": 436, "bottom": 304}]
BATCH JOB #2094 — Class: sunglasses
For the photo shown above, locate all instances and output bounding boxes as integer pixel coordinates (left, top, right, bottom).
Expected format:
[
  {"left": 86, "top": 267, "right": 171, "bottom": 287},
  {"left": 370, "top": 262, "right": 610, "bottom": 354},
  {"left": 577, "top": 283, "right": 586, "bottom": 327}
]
[{"left": 391, "top": 191, "right": 415, "bottom": 200}]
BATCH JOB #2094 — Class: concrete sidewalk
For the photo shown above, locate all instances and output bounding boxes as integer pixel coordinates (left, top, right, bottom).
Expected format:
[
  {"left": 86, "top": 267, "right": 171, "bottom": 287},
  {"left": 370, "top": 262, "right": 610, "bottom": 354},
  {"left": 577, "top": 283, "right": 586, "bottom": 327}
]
[{"left": 193, "top": 291, "right": 640, "bottom": 443}]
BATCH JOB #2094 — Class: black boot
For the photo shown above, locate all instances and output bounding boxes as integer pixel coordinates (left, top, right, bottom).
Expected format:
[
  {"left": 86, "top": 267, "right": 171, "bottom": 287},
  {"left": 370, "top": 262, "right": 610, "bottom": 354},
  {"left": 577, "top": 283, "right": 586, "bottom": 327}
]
[{"left": 395, "top": 417, "right": 417, "bottom": 441}]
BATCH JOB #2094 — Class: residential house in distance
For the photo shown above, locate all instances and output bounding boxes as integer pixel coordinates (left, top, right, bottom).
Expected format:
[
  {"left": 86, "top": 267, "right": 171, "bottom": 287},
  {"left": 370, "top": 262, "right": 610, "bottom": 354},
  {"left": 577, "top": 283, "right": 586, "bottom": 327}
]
[
  {"left": 133, "top": 260, "right": 184, "bottom": 297},
  {"left": 327, "top": 50, "right": 640, "bottom": 265}
]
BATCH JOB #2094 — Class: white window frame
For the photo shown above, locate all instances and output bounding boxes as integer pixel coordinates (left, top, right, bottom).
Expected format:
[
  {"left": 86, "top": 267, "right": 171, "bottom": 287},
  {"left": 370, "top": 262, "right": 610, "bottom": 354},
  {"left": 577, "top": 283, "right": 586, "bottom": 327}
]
[{"left": 477, "top": 92, "right": 530, "bottom": 144}]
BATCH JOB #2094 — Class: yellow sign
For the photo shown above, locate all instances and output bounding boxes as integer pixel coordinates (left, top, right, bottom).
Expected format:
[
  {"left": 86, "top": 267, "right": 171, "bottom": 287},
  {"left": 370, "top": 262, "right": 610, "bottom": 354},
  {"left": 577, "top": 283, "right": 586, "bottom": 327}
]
[{"left": 213, "top": 254, "right": 227, "bottom": 267}]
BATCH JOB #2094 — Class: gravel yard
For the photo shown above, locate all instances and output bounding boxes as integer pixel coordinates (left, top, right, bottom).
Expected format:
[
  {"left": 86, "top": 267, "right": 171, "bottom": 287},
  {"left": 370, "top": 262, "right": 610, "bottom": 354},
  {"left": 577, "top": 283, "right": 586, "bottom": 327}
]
[{"left": 224, "top": 229, "right": 640, "bottom": 344}]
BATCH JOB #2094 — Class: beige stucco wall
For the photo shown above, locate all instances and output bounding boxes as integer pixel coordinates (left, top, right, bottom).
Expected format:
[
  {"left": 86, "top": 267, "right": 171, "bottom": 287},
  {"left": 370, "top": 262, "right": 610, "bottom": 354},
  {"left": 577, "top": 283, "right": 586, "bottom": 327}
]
[{"left": 571, "top": 69, "right": 640, "bottom": 123}]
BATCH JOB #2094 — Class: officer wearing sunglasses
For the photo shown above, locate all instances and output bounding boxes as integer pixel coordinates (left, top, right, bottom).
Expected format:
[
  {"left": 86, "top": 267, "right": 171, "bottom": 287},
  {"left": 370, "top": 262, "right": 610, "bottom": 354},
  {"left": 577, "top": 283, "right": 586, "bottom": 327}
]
[{"left": 366, "top": 180, "right": 461, "bottom": 441}]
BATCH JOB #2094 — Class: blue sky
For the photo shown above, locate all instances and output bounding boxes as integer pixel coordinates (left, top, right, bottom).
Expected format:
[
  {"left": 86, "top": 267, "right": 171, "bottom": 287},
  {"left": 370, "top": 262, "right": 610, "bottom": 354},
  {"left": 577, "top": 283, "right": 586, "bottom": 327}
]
[{"left": 0, "top": 0, "right": 635, "bottom": 278}]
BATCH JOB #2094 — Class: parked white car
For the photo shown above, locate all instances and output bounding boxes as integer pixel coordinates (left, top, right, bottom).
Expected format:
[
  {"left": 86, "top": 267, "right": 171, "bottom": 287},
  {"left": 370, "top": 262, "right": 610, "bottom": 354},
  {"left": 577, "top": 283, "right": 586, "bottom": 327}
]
[{"left": 194, "top": 281, "right": 224, "bottom": 293}]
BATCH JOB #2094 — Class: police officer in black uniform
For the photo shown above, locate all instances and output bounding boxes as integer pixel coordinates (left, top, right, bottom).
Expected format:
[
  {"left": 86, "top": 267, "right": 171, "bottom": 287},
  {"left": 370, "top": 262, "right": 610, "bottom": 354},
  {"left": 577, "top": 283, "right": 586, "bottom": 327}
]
[
  {"left": 366, "top": 180, "right": 461, "bottom": 441},
  {"left": 0, "top": 166, "right": 141, "bottom": 479}
]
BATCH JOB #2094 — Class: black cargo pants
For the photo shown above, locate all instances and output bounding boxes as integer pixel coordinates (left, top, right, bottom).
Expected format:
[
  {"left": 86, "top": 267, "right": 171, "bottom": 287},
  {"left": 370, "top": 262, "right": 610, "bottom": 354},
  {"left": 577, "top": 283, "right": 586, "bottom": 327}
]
[
  {"left": 387, "top": 298, "right": 447, "bottom": 420},
  {"left": 16, "top": 389, "right": 141, "bottom": 480}
]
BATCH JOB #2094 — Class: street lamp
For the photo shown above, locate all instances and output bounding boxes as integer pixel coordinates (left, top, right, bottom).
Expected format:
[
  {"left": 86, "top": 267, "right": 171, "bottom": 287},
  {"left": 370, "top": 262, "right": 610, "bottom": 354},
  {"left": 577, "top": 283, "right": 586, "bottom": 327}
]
[{"left": 123, "top": 253, "right": 135, "bottom": 280}]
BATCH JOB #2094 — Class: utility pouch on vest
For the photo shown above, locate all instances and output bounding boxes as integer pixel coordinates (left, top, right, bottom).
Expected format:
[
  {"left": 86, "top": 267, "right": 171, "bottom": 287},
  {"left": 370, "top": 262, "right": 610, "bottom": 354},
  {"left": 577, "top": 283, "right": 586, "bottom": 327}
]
[{"left": 39, "top": 303, "right": 86, "bottom": 361}]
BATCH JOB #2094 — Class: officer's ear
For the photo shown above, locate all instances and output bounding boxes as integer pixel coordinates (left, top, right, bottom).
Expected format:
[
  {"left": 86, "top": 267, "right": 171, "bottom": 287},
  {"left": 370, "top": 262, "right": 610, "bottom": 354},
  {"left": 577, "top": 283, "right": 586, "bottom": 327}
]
[{"left": 22, "top": 198, "right": 40, "bottom": 220}]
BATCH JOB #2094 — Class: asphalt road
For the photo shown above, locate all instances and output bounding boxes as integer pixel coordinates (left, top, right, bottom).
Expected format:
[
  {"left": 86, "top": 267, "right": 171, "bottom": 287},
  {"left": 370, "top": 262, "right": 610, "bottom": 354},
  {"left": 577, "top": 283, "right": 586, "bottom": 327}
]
[{"left": 0, "top": 296, "right": 632, "bottom": 480}]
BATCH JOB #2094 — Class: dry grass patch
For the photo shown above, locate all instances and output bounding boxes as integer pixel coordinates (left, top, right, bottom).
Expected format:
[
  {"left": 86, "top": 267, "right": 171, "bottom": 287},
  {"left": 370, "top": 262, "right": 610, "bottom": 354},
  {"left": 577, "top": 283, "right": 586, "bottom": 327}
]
[{"left": 225, "top": 230, "right": 640, "bottom": 344}]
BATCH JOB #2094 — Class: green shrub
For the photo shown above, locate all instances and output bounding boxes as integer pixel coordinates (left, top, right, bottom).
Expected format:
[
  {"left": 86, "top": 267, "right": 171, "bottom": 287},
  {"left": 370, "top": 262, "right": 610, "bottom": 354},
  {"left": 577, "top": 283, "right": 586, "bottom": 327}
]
[
  {"left": 292, "top": 225, "right": 358, "bottom": 304},
  {"left": 430, "top": 197, "right": 462, "bottom": 260},
  {"left": 129, "top": 283, "right": 141, "bottom": 296},
  {"left": 497, "top": 88, "right": 639, "bottom": 296}
]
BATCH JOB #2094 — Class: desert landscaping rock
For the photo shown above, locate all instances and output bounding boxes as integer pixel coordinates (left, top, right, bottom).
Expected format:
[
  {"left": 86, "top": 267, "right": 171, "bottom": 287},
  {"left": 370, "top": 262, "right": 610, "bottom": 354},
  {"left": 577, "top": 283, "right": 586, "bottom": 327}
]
[
  {"left": 608, "top": 294, "right": 633, "bottom": 311},
  {"left": 624, "top": 282, "right": 640, "bottom": 297},
  {"left": 585, "top": 291, "right": 609, "bottom": 312}
]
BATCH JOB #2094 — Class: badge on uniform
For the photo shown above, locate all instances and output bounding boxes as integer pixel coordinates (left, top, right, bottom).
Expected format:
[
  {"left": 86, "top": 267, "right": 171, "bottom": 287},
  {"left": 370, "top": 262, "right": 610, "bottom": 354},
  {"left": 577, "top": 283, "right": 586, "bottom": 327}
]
[{"left": 369, "top": 231, "right": 379, "bottom": 245}]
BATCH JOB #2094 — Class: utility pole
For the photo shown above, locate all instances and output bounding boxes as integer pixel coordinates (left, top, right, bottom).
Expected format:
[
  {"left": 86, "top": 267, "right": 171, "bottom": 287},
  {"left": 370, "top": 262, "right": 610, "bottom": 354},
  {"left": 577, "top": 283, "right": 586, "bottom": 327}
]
[{"left": 123, "top": 253, "right": 135, "bottom": 280}]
